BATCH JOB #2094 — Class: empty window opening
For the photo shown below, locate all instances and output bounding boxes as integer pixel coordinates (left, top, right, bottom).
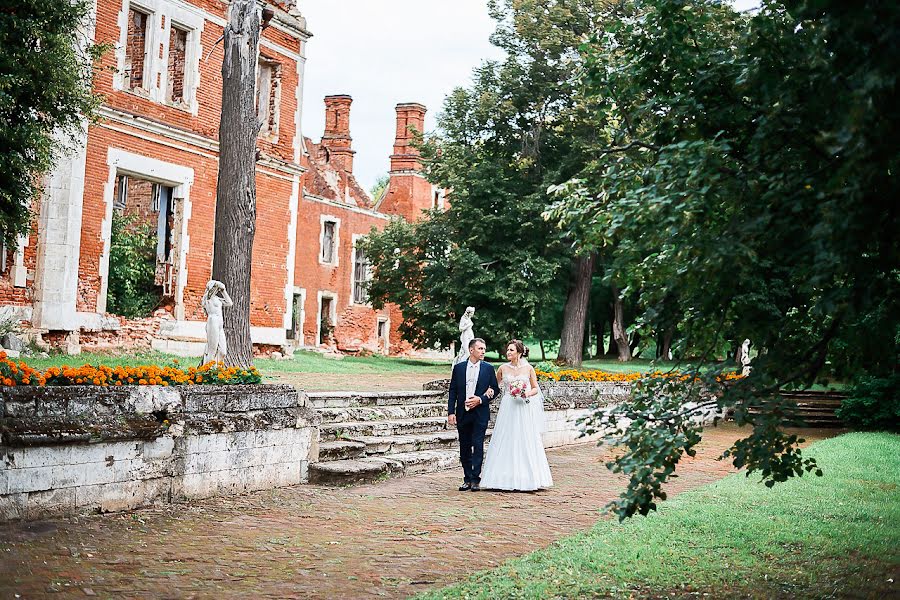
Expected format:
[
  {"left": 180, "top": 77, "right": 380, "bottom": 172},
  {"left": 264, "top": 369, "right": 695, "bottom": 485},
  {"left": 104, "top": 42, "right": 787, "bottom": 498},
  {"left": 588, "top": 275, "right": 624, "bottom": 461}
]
[
  {"left": 319, "top": 297, "right": 334, "bottom": 345},
  {"left": 167, "top": 25, "right": 188, "bottom": 104},
  {"left": 321, "top": 221, "right": 336, "bottom": 264},
  {"left": 353, "top": 246, "right": 370, "bottom": 304},
  {"left": 125, "top": 8, "right": 150, "bottom": 91},
  {"left": 256, "top": 56, "right": 281, "bottom": 136},
  {"left": 108, "top": 175, "right": 177, "bottom": 317},
  {"left": 287, "top": 292, "right": 304, "bottom": 343}
]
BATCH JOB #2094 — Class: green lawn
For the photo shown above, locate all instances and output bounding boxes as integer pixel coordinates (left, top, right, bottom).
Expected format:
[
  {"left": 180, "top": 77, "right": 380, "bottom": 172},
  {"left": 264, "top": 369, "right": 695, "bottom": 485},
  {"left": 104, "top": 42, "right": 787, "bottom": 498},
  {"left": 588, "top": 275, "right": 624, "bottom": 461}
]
[
  {"left": 15, "top": 350, "right": 450, "bottom": 377},
  {"left": 419, "top": 432, "right": 900, "bottom": 599}
]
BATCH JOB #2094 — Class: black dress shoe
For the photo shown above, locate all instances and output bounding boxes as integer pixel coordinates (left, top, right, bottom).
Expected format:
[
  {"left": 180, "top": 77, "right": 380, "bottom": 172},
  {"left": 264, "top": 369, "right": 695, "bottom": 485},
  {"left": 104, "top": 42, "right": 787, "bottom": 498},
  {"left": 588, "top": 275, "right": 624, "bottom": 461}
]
[
  {"left": 470, "top": 483, "right": 481, "bottom": 491},
  {"left": 458, "top": 482, "right": 472, "bottom": 491}
]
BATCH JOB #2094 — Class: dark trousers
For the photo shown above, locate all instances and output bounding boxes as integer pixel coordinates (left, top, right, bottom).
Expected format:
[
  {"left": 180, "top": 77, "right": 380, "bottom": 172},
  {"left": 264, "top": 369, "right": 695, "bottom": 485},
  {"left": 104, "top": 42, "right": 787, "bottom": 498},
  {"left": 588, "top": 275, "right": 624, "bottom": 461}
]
[{"left": 456, "top": 412, "right": 487, "bottom": 483}]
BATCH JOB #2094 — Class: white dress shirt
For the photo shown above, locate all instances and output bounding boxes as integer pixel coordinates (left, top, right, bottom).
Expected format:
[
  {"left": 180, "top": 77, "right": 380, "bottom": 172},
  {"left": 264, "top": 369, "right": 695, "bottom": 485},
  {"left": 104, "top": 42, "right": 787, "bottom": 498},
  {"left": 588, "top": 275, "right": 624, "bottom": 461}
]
[{"left": 465, "top": 359, "right": 481, "bottom": 399}]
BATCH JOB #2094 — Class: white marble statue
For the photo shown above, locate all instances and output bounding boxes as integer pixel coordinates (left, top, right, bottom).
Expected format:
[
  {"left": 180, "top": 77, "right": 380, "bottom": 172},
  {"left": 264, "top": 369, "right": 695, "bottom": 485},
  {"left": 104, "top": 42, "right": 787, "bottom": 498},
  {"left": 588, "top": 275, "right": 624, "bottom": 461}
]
[
  {"left": 202, "top": 280, "right": 234, "bottom": 365},
  {"left": 740, "top": 339, "right": 752, "bottom": 376},
  {"left": 454, "top": 306, "right": 476, "bottom": 365}
]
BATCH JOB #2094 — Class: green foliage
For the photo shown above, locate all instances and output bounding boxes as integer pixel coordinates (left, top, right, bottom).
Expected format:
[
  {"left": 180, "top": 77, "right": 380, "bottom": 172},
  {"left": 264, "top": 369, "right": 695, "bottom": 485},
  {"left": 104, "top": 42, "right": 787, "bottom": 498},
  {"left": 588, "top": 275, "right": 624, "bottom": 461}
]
[
  {"left": 361, "top": 0, "right": 616, "bottom": 351},
  {"left": 106, "top": 213, "right": 160, "bottom": 318},
  {"left": 369, "top": 174, "right": 389, "bottom": 202},
  {"left": 837, "top": 374, "right": 900, "bottom": 431},
  {"left": 419, "top": 432, "right": 900, "bottom": 599},
  {"left": 542, "top": 0, "right": 900, "bottom": 518},
  {"left": 0, "top": 1, "right": 104, "bottom": 244}
]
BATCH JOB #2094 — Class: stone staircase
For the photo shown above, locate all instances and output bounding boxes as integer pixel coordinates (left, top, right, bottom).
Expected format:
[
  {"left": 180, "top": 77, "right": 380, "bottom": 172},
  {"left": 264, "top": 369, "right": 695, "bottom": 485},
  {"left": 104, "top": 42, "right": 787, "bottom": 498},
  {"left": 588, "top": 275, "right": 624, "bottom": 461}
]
[{"left": 307, "top": 390, "right": 490, "bottom": 485}]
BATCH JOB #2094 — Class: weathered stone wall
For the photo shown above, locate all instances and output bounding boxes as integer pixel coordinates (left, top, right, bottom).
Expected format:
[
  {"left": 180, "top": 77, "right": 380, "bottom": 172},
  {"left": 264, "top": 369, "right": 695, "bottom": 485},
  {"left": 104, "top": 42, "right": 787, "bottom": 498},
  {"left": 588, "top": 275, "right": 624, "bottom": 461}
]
[{"left": 0, "top": 384, "right": 319, "bottom": 522}]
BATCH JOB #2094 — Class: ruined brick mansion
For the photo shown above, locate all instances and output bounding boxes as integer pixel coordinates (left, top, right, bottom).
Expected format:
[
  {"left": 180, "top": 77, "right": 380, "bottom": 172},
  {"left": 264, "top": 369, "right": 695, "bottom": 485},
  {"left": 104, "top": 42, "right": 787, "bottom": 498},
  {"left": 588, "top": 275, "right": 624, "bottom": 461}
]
[{"left": 0, "top": 1, "right": 445, "bottom": 357}]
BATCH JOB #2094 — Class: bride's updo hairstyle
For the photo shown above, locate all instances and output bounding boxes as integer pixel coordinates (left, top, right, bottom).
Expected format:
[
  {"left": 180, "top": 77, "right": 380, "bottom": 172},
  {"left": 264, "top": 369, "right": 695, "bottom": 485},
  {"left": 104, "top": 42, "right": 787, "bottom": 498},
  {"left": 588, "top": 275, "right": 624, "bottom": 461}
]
[{"left": 507, "top": 339, "right": 529, "bottom": 359}]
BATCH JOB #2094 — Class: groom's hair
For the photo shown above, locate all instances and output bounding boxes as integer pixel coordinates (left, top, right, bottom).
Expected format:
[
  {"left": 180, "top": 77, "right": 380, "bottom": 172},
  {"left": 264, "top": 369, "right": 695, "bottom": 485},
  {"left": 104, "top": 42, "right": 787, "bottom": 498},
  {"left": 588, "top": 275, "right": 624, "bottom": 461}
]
[{"left": 468, "top": 337, "right": 485, "bottom": 349}]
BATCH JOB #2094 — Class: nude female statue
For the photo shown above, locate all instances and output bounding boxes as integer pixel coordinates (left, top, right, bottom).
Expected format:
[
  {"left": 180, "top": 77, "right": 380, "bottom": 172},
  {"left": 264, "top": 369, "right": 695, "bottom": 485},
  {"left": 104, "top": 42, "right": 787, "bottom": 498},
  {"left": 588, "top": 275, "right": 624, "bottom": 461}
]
[{"left": 202, "top": 280, "right": 233, "bottom": 364}]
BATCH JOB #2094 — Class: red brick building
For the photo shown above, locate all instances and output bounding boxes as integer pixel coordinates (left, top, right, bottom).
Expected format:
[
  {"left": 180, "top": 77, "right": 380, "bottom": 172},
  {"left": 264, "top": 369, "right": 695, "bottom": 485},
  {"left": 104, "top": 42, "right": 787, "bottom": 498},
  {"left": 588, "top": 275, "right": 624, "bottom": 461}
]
[{"left": 0, "top": 1, "right": 441, "bottom": 357}]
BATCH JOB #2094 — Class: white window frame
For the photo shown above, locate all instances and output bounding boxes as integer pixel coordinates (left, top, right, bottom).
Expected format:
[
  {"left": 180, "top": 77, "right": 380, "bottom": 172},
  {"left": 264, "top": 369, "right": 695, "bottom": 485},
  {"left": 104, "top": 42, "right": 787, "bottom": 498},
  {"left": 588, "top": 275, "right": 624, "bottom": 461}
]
[
  {"left": 376, "top": 317, "right": 389, "bottom": 354},
  {"left": 349, "top": 234, "right": 371, "bottom": 306},
  {"left": 287, "top": 287, "right": 306, "bottom": 345},
  {"left": 319, "top": 215, "right": 340, "bottom": 266},
  {"left": 316, "top": 291, "right": 337, "bottom": 346},
  {"left": 114, "top": 0, "right": 204, "bottom": 115},
  {"left": 256, "top": 54, "right": 282, "bottom": 141}
]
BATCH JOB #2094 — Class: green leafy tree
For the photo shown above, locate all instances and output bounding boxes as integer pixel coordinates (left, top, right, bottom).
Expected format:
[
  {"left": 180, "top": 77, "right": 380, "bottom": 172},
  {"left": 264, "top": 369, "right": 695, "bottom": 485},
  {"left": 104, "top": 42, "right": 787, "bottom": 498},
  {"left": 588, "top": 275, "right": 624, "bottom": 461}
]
[
  {"left": 0, "top": 1, "right": 103, "bottom": 244},
  {"left": 106, "top": 214, "right": 161, "bottom": 318},
  {"left": 369, "top": 174, "right": 389, "bottom": 202},
  {"left": 361, "top": 0, "right": 615, "bottom": 358},
  {"left": 549, "top": 0, "right": 899, "bottom": 519}
]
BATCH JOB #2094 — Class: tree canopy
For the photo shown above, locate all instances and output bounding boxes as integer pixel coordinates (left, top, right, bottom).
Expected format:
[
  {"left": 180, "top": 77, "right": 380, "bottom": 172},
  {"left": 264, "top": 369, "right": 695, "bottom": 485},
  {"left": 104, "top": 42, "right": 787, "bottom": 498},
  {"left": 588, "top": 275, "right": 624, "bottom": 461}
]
[
  {"left": 0, "top": 1, "right": 102, "bottom": 245},
  {"left": 547, "top": 0, "right": 899, "bottom": 518}
]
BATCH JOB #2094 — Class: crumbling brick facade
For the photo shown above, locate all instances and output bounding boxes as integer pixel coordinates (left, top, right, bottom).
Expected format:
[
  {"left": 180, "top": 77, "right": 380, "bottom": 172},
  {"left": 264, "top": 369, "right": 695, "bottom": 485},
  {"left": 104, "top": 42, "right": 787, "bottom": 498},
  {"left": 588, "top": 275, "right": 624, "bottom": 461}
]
[{"left": 0, "top": 1, "right": 439, "bottom": 359}]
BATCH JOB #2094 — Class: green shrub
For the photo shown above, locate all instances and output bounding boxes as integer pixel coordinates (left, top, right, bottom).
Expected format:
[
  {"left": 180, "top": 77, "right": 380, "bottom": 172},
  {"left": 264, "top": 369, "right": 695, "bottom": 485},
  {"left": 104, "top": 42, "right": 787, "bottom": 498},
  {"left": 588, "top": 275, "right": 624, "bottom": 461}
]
[
  {"left": 106, "top": 213, "right": 161, "bottom": 318},
  {"left": 837, "top": 374, "right": 900, "bottom": 431}
]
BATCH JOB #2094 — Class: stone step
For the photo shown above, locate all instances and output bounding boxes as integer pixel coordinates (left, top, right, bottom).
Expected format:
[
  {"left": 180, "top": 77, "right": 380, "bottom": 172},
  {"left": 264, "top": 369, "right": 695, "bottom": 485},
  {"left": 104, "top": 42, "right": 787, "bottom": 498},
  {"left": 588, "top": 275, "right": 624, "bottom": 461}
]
[
  {"left": 306, "top": 390, "right": 445, "bottom": 409},
  {"left": 308, "top": 449, "right": 459, "bottom": 486},
  {"left": 351, "top": 429, "right": 493, "bottom": 455},
  {"left": 316, "top": 403, "right": 448, "bottom": 425},
  {"left": 320, "top": 417, "right": 449, "bottom": 441},
  {"left": 318, "top": 440, "right": 367, "bottom": 462}
]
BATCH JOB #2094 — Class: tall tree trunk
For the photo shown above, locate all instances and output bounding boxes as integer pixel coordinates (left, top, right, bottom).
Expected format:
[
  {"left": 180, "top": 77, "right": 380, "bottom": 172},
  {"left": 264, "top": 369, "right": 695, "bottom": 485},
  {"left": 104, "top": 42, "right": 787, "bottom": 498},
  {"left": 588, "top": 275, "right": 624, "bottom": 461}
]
[
  {"left": 539, "top": 339, "right": 546, "bottom": 361},
  {"left": 611, "top": 282, "right": 632, "bottom": 362},
  {"left": 593, "top": 305, "right": 605, "bottom": 359},
  {"left": 660, "top": 326, "right": 675, "bottom": 360},
  {"left": 211, "top": 0, "right": 260, "bottom": 369},
  {"left": 557, "top": 253, "right": 595, "bottom": 366},
  {"left": 606, "top": 303, "right": 618, "bottom": 356}
]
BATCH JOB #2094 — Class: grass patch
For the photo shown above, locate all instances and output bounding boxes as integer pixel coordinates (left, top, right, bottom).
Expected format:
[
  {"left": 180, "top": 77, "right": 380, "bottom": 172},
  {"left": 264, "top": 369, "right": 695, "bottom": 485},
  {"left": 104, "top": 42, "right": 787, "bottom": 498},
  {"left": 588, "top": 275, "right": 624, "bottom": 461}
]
[
  {"left": 16, "top": 350, "right": 449, "bottom": 378},
  {"left": 419, "top": 432, "right": 900, "bottom": 599}
]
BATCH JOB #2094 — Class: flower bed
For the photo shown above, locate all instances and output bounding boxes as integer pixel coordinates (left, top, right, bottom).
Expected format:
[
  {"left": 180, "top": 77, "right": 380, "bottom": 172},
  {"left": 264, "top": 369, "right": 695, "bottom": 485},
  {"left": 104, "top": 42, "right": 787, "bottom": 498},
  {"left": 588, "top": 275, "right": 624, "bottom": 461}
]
[
  {"left": 0, "top": 352, "right": 261, "bottom": 387},
  {"left": 535, "top": 368, "right": 744, "bottom": 383}
]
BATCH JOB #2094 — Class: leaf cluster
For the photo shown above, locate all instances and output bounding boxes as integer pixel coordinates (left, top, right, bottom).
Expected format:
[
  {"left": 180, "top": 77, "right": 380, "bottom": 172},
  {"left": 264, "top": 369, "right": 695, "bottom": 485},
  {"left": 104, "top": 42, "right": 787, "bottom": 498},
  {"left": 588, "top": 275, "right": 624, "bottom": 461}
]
[{"left": 0, "top": 1, "right": 104, "bottom": 244}]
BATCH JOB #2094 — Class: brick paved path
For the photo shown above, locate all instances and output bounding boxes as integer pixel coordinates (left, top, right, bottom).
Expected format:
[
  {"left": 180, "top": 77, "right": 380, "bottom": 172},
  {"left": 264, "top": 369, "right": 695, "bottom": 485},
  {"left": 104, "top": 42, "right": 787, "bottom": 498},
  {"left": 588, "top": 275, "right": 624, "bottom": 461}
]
[{"left": 0, "top": 425, "right": 833, "bottom": 599}]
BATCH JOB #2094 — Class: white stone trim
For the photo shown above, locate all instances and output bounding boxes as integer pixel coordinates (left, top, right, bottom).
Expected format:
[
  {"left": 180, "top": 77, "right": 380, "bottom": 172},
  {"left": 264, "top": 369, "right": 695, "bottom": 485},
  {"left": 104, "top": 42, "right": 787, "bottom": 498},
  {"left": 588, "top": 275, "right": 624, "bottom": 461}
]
[
  {"left": 292, "top": 46, "right": 306, "bottom": 164},
  {"left": 376, "top": 316, "right": 390, "bottom": 355},
  {"left": 318, "top": 214, "right": 340, "bottom": 267},
  {"left": 282, "top": 175, "right": 300, "bottom": 330},
  {"left": 349, "top": 233, "right": 371, "bottom": 306},
  {"left": 304, "top": 193, "right": 391, "bottom": 221},
  {"left": 316, "top": 291, "right": 337, "bottom": 346},
  {"left": 114, "top": 0, "right": 205, "bottom": 114},
  {"left": 99, "top": 149, "right": 194, "bottom": 318}
]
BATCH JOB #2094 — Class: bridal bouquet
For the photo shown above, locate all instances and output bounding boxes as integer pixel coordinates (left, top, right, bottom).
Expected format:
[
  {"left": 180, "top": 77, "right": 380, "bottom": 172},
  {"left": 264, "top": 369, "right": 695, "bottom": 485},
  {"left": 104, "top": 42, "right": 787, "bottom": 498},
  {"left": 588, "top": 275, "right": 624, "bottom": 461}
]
[{"left": 508, "top": 381, "right": 530, "bottom": 403}]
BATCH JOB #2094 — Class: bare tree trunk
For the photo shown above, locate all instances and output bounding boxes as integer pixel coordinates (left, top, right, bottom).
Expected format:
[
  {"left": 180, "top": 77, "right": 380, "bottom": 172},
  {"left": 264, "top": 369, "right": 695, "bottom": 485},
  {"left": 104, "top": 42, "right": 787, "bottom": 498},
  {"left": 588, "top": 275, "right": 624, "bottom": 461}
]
[
  {"left": 593, "top": 307, "right": 604, "bottom": 359},
  {"left": 211, "top": 0, "right": 260, "bottom": 368},
  {"left": 611, "top": 282, "right": 632, "bottom": 362},
  {"left": 660, "top": 326, "right": 675, "bottom": 360},
  {"left": 557, "top": 253, "right": 595, "bottom": 366},
  {"left": 606, "top": 305, "right": 618, "bottom": 356},
  {"left": 539, "top": 339, "right": 546, "bottom": 361}
]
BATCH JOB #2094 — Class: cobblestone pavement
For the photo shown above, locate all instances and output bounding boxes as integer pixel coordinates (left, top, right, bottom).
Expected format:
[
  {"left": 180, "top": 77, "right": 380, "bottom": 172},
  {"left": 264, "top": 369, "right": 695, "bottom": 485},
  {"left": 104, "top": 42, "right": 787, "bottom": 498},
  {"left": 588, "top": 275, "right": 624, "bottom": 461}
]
[{"left": 0, "top": 425, "right": 835, "bottom": 599}]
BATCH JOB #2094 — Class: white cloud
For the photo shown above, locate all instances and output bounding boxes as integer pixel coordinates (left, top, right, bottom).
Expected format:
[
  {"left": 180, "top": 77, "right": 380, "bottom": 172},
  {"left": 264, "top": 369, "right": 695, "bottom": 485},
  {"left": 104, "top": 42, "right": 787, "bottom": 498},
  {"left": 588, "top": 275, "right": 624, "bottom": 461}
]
[{"left": 299, "top": 0, "right": 504, "bottom": 191}]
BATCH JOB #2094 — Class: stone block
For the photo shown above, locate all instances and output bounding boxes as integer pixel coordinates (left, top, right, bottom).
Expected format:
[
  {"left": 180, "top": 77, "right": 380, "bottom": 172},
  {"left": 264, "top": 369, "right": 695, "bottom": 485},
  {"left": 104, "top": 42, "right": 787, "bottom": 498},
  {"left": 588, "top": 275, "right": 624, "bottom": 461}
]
[
  {"left": 25, "top": 487, "right": 76, "bottom": 520},
  {"left": 0, "top": 492, "right": 27, "bottom": 521},
  {"left": 74, "top": 478, "right": 172, "bottom": 514}
]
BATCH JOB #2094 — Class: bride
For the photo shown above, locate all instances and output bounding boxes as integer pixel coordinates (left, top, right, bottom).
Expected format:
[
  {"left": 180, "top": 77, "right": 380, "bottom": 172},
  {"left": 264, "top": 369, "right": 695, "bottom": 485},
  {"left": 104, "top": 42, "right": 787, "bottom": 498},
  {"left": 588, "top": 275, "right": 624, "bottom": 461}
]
[{"left": 480, "top": 339, "right": 553, "bottom": 491}]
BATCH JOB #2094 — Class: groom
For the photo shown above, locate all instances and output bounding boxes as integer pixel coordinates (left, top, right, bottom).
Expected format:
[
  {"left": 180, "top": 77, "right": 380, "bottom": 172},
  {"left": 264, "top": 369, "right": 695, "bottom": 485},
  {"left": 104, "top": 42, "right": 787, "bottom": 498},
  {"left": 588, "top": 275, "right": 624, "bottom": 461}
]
[{"left": 448, "top": 338, "right": 500, "bottom": 491}]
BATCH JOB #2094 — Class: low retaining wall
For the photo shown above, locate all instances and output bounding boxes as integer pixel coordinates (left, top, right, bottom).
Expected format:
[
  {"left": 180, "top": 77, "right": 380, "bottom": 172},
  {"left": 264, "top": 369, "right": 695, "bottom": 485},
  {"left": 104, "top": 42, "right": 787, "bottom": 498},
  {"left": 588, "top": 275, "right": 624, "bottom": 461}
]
[
  {"left": 425, "top": 378, "right": 634, "bottom": 448},
  {"left": 0, "top": 385, "right": 319, "bottom": 522}
]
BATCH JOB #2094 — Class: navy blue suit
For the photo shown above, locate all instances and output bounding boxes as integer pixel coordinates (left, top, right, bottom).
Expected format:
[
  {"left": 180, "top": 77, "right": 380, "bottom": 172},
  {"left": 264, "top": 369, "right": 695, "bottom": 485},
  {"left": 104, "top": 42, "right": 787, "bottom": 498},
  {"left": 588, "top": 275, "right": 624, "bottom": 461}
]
[{"left": 448, "top": 360, "right": 500, "bottom": 484}]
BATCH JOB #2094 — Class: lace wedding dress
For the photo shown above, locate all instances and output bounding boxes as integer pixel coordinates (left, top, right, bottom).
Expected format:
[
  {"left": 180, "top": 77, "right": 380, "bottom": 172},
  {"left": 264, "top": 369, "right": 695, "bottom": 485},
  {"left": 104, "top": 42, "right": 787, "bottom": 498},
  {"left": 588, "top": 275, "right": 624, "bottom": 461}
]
[{"left": 479, "top": 371, "right": 553, "bottom": 491}]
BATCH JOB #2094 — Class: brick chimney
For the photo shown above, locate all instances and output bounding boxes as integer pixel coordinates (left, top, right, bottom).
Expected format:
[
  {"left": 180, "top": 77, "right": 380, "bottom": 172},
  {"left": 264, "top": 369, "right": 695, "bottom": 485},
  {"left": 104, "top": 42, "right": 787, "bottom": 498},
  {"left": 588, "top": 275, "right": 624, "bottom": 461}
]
[
  {"left": 321, "top": 95, "right": 355, "bottom": 173},
  {"left": 390, "top": 103, "right": 426, "bottom": 172},
  {"left": 379, "top": 102, "right": 435, "bottom": 221}
]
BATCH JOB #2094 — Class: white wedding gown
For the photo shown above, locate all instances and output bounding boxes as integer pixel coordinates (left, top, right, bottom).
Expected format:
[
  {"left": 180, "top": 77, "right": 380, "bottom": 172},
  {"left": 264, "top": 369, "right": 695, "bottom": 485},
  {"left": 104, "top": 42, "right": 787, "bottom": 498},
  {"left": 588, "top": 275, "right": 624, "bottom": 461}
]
[{"left": 480, "top": 372, "right": 553, "bottom": 491}]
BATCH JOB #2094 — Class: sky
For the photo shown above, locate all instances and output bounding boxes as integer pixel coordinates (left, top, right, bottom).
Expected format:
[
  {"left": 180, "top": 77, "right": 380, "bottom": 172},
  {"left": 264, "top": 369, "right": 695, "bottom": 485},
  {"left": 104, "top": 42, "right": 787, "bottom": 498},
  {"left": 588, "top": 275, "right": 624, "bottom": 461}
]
[{"left": 298, "top": 1, "right": 761, "bottom": 193}]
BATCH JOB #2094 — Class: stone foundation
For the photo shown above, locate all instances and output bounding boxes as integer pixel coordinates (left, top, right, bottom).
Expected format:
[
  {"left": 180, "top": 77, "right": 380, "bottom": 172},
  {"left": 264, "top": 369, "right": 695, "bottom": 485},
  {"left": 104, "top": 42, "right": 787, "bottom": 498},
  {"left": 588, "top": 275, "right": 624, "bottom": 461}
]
[{"left": 0, "top": 384, "right": 319, "bottom": 522}]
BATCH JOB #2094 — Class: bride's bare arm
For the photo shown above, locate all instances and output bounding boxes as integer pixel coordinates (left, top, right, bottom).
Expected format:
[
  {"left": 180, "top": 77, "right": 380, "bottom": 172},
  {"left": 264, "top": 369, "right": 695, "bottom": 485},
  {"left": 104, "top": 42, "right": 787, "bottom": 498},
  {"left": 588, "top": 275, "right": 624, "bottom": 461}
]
[{"left": 526, "top": 365, "right": 539, "bottom": 397}]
